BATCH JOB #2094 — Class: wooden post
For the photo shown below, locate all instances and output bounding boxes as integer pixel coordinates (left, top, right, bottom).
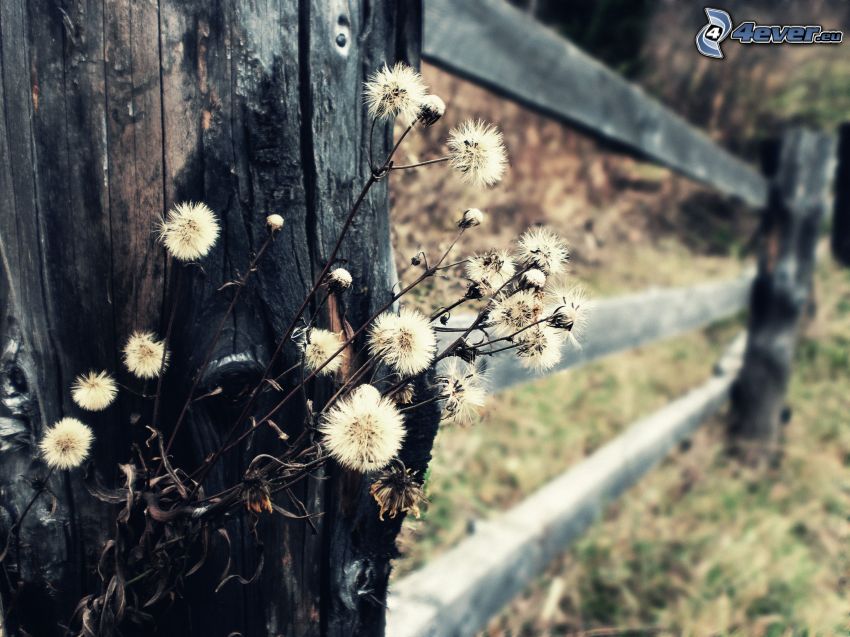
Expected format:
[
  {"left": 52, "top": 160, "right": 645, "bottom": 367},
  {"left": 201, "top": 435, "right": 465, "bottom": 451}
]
[
  {"left": 0, "top": 2, "right": 429, "bottom": 635},
  {"left": 831, "top": 123, "right": 850, "bottom": 266},
  {"left": 731, "top": 128, "right": 836, "bottom": 460}
]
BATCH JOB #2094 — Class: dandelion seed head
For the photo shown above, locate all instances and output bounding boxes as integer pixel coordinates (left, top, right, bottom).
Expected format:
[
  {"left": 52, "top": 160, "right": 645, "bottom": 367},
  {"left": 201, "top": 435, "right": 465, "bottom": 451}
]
[
  {"left": 320, "top": 384, "right": 405, "bottom": 472},
  {"left": 158, "top": 201, "right": 220, "bottom": 261},
  {"left": 515, "top": 325, "right": 564, "bottom": 372},
  {"left": 417, "top": 94, "right": 446, "bottom": 127},
  {"left": 40, "top": 417, "right": 93, "bottom": 470},
  {"left": 459, "top": 208, "right": 484, "bottom": 229},
  {"left": 517, "top": 227, "right": 570, "bottom": 275},
  {"left": 368, "top": 308, "right": 436, "bottom": 376},
  {"left": 437, "top": 358, "right": 487, "bottom": 426},
  {"left": 364, "top": 62, "right": 427, "bottom": 122},
  {"left": 327, "top": 267, "right": 353, "bottom": 293},
  {"left": 465, "top": 249, "right": 516, "bottom": 293},
  {"left": 522, "top": 268, "right": 547, "bottom": 290},
  {"left": 123, "top": 331, "right": 168, "bottom": 379},
  {"left": 266, "top": 214, "right": 285, "bottom": 232},
  {"left": 490, "top": 290, "right": 543, "bottom": 337},
  {"left": 547, "top": 284, "right": 590, "bottom": 347},
  {"left": 370, "top": 463, "right": 425, "bottom": 520},
  {"left": 447, "top": 119, "right": 507, "bottom": 188},
  {"left": 71, "top": 370, "right": 117, "bottom": 411},
  {"left": 304, "top": 329, "right": 345, "bottom": 376}
]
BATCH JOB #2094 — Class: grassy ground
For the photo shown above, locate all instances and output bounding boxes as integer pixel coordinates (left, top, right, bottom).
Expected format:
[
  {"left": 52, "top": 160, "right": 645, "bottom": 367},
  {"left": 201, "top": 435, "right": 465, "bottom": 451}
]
[{"left": 394, "top": 258, "right": 850, "bottom": 636}]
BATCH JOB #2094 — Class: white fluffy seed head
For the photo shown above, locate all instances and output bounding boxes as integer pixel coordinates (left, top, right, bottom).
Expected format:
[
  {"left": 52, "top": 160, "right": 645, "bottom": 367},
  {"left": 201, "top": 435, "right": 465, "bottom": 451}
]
[
  {"left": 490, "top": 290, "right": 544, "bottom": 337},
  {"left": 465, "top": 249, "right": 516, "bottom": 293},
  {"left": 266, "top": 214, "right": 284, "bottom": 231},
  {"left": 327, "top": 267, "right": 353, "bottom": 293},
  {"left": 304, "top": 329, "right": 345, "bottom": 376},
  {"left": 40, "top": 417, "right": 94, "bottom": 470},
  {"left": 447, "top": 119, "right": 507, "bottom": 188},
  {"left": 517, "top": 227, "right": 570, "bottom": 275},
  {"left": 515, "top": 325, "right": 564, "bottom": 372},
  {"left": 459, "top": 208, "right": 484, "bottom": 229},
  {"left": 417, "top": 94, "right": 446, "bottom": 127},
  {"left": 437, "top": 359, "right": 487, "bottom": 426},
  {"left": 158, "top": 201, "right": 220, "bottom": 261},
  {"left": 123, "top": 331, "right": 168, "bottom": 379},
  {"left": 368, "top": 308, "right": 436, "bottom": 376},
  {"left": 522, "top": 268, "right": 547, "bottom": 290},
  {"left": 320, "top": 384, "right": 405, "bottom": 472},
  {"left": 364, "top": 62, "right": 428, "bottom": 122},
  {"left": 547, "top": 284, "right": 591, "bottom": 347},
  {"left": 71, "top": 370, "right": 118, "bottom": 411}
]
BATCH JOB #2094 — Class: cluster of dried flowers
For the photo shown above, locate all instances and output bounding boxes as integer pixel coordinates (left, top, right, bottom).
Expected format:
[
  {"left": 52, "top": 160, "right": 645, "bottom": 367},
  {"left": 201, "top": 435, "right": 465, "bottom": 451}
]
[{"left": 5, "top": 62, "right": 589, "bottom": 633}]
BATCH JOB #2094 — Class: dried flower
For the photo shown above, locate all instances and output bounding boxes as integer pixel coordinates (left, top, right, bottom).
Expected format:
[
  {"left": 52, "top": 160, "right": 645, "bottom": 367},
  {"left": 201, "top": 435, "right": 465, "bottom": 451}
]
[
  {"left": 459, "top": 208, "right": 484, "bottom": 229},
  {"left": 392, "top": 383, "right": 416, "bottom": 406},
  {"left": 522, "top": 268, "right": 547, "bottom": 290},
  {"left": 320, "top": 384, "right": 405, "bottom": 472},
  {"left": 517, "top": 227, "right": 569, "bottom": 275},
  {"left": 364, "top": 62, "right": 427, "bottom": 122},
  {"left": 327, "top": 267, "right": 353, "bottom": 293},
  {"left": 490, "top": 290, "right": 544, "bottom": 337},
  {"left": 40, "top": 417, "right": 93, "bottom": 470},
  {"left": 465, "top": 249, "right": 516, "bottom": 293},
  {"left": 123, "top": 331, "right": 168, "bottom": 379},
  {"left": 417, "top": 94, "right": 446, "bottom": 127},
  {"left": 158, "top": 201, "right": 220, "bottom": 261},
  {"left": 71, "top": 371, "right": 118, "bottom": 411},
  {"left": 547, "top": 285, "right": 590, "bottom": 347},
  {"left": 243, "top": 478, "right": 273, "bottom": 514},
  {"left": 369, "top": 462, "right": 425, "bottom": 520},
  {"left": 304, "top": 329, "right": 345, "bottom": 376},
  {"left": 515, "top": 325, "right": 564, "bottom": 372},
  {"left": 266, "top": 214, "right": 285, "bottom": 232},
  {"left": 437, "top": 359, "right": 487, "bottom": 425},
  {"left": 447, "top": 119, "right": 507, "bottom": 188},
  {"left": 368, "top": 308, "right": 436, "bottom": 376}
]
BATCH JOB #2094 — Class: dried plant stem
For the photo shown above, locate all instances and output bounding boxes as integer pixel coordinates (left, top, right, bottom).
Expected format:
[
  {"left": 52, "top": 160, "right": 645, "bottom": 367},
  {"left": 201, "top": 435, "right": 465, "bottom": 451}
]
[
  {"left": 389, "top": 156, "right": 449, "bottom": 170},
  {"left": 156, "top": 233, "right": 275, "bottom": 473},
  {"left": 0, "top": 467, "right": 55, "bottom": 562},
  {"left": 150, "top": 263, "right": 183, "bottom": 433}
]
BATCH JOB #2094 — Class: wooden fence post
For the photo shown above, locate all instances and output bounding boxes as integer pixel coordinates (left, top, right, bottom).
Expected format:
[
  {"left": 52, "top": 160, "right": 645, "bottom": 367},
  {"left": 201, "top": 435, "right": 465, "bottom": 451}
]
[{"left": 731, "top": 128, "right": 836, "bottom": 460}]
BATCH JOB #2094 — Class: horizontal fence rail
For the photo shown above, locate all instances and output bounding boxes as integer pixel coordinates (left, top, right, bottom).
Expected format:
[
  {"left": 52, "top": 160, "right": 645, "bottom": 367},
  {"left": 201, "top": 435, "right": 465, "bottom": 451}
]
[
  {"left": 423, "top": 0, "right": 768, "bottom": 208},
  {"left": 387, "top": 334, "right": 747, "bottom": 637},
  {"left": 441, "top": 271, "right": 754, "bottom": 393}
]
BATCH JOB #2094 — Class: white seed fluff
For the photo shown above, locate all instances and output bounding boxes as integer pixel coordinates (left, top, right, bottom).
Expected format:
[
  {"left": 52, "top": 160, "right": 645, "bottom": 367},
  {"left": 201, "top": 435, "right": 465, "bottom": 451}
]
[
  {"left": 266, "top": 214, "right": 285, "bottom": 231},
  {"left": 490, "top": 290, "right": 544, "bottom": 337},
  {"left": 123, "top": 331, "right": 169, "bottom": 379},
  {"left": 459, "top": 208, "right": 484, "bottom": 228},
  {"left": 368, "top": 308, "right": 436, "bottom": 376},
  {"left": 517, "top": 227, "right": 570, "bottom": 275},
  {"left": 71, "top": 370, "right": 118, "bottom": 411},
  {"left": 522, "top": 268, "right": 547, "bottom": 290},
  {"left": 40, "top": 417, "right": 94, "bottom": 470},
  {"left": 364, "top": 62, "right": 428, "bottom": 122},
  {"left": 437, "top": 359, "right": 487, "bottom": 426},
  {"left": 447, "top": 119, "right": 507, "bottom": 188},
  {"left": 547, "top": 284, "right": 591, "bottom": 347},
  {"left": 515, "top": 325, "right": 564, "bottom": 372},
  {"left": 320, "top": 384, "right": 405, "bottom": 472},
  {"left": 158, "top": 201, "right": 220, "bottom": 261},
  {"left": 417, "top": 94, "right": 446, "bottom": 126},
  {"left": 327, "top": 267, "right": 353, "bottom": 292},
  {"left": 465, "top": 249, "right": 516, "bottom": 293},
  {"left": 304, "top": 329, "right": 345, "bottom": 376}
]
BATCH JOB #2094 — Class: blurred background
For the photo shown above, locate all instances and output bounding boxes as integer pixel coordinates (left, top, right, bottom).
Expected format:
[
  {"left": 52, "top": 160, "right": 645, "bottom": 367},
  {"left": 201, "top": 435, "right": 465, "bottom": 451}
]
[{"left": 389, "top": 1, "right": 850, "bottom": 635}]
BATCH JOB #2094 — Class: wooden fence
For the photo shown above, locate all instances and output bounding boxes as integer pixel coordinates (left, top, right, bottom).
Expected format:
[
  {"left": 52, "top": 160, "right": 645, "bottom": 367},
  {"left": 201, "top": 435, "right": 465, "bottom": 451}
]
[{"left": 386, "top": 1, "right": 839, "bottom": 635}]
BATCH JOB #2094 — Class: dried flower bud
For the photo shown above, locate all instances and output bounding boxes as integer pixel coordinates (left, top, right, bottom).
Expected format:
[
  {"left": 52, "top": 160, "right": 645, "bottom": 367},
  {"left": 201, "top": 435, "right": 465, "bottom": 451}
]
[
  {"left": 369, "top": 462, "right": 425, "bottom": 520},
  {"left": 392, "top": 383, "right": 416, "bottom": 406},
  {"left": 327, "top": 267, "right": 353, "bottom": 293},
  {"left": 417, "top": 94, "right": 446, "bottom": 126},
  {"left": 243, "top": 477, "right": 273, "bottom": 514},
  {"left": 439, "top": 313, "right": 450, "bottom": 325},
  {"left": 458, "top": 208, "right": 484, "bottom": 229},
  {"left": 465, "top": 283, "right": 485, "bottom": 300},
  {"left": 266, "top": 214, "right": 284, "bottom": 232},
  {"left": 522, "top": 268, "right": 547, "bottom": 289}
]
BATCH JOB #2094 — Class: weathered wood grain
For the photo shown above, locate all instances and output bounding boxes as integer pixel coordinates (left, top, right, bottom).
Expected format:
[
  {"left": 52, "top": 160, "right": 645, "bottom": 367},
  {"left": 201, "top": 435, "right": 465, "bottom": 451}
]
[
  {"left": 423, "top": 0, "right": 768, "bottom": 208},
  {"left": 441, "top": 272, "right": 754, "bottom": 394},
  {"left": 731, "top": 129, "right": 836, "bottom": 456},
  {"left": 386, "top": 334, "right": 747, "bottom": 637},
  {"left": 0, "top": 1, "right": 426, "bottom": 635}
]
